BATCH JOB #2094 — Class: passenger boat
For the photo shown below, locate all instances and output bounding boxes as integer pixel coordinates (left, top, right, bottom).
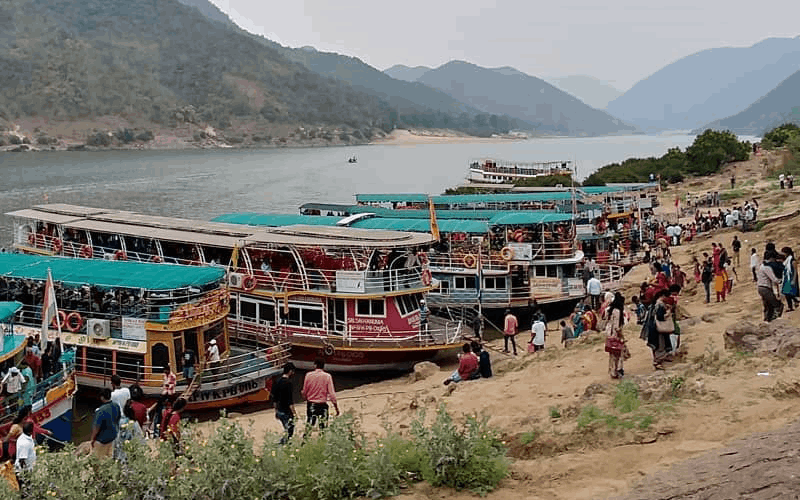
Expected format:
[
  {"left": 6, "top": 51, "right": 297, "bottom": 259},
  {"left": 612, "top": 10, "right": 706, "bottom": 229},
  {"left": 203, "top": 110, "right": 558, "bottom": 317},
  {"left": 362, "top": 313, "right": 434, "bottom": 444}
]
[
  {"left": 0, "top": 253, "right": 288, "bottom": 410},
  {"left": 7, "top": 205, "right": 463, "bottom": 372},
  {"left": 0, "top": 301, "right": 77, "bottom": 444},
  {"left": 467, "top": 158, "right": 573, "bottom": 185},
  {"left": 213, "top": 211, "right": 625, "bottom": 310}
]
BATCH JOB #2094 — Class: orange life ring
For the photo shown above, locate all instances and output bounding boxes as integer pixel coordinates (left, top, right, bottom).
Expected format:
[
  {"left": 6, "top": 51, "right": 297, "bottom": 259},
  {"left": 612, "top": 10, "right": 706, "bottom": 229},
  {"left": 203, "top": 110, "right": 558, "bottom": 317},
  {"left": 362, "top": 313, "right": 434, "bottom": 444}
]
[
  {"left": 79, "top": 245, "right": 93, "bottom": 259},
  {"left": 52, "top": 238, "right": 63, "bottom": 253},
  {"left": 65, "top": 312, "right": 83, "bottom": 332},
  {"left": 242, "top": 275, "right": 257, "bottom": 291},
  {"left": 463, "top": 254, "right": 477, "bottom": 268},
  {"left": 513, "top": 229, "right": 524, "bottom": 242},
  {"left": 150, "top": 255, "right": 162, "bottom": 263},
  {"left": 500, "top": 247, "right": 514, "bottom": 261},
  {"left": 418, "top": 252, "right": 428, "bottom": 265},
  {"left": 113, "top": 250, "right": 127, "bottom": 261},
  {"left": 27, "top": 233, "right": 35, "bottom": 246},
  {"left": 421, "top": 269, "right": 432, "bottom": 286},
  {"left": 51, "top": 310, "right": 66, "bottom": 329}
]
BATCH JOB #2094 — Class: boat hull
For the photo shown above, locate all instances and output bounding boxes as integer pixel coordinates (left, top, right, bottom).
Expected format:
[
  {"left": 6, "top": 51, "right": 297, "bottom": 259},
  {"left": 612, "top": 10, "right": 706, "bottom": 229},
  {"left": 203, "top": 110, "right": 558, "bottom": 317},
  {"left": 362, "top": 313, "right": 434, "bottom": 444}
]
[{"left": 288, "top": 342, "right": 461, "bottom": 372}]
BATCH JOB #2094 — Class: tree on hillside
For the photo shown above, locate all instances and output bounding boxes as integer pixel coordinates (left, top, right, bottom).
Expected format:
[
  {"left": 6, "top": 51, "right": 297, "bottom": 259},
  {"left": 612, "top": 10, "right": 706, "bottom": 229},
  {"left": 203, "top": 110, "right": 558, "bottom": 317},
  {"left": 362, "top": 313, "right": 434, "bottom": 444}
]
[
  {"left": 685, "top": 130, "right": 750, "bottom": 175},
  {"left": 762, "top": 123, "right": 800, "bottom": 149}
]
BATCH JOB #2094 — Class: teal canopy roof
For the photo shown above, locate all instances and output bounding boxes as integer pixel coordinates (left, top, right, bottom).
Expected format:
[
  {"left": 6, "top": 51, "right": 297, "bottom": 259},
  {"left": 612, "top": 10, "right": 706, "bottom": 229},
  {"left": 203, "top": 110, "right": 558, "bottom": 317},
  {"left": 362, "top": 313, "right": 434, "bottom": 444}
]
[
  {"left": 350, "top": 218, "right": 489, "bottom": 234},
  {"left": 355, "top": 192, "right": 577, "bottom": 205},
  {"left": 0, "top": 301, "right": 22, "bottom": 323},
  {"left": 212, "top": 213, "right": 341, "bottom": 227},
  {"left": 0, "top": 254, "right": 225, "bottom": 291},
  {"left": 488, "top": 212, "right": 575, "bottom": 225}
]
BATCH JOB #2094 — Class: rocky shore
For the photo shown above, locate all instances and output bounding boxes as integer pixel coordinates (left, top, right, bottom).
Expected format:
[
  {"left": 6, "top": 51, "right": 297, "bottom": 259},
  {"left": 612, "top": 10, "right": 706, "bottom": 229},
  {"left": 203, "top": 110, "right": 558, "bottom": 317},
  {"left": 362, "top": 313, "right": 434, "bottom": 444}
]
[{"left": 202, "top": 149, "right": 800, "bottom": 500}]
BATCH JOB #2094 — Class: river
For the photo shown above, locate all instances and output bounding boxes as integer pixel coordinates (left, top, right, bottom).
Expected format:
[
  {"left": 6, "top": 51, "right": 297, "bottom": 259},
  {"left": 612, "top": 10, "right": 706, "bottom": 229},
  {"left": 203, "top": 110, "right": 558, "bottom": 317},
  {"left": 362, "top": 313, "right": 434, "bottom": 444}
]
[{"left": 0, "top": 134, "right": 700, "bottom": 244}]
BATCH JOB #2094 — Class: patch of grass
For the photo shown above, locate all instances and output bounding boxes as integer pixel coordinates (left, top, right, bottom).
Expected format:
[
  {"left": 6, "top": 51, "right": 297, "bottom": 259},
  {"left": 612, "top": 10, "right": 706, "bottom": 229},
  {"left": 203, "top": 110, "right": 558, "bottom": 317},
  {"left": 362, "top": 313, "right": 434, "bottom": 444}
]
[
  {"left": 519, "top": 430, "right": 539, "bottom": 445},
  {"left": 638, "top": 415, "right": 655, "bottom": 430},
  {"left": 549, "top": 406, "right": 561, "bottom": 419},
  {"left": 669, "top": 375, "right": 685, "bottom": 397},
  {"left": 720, "top": 188, "right": 746, "bottom": 200},
  {"left": 613, "top": 380, "right": 640, "bottom": 413}
]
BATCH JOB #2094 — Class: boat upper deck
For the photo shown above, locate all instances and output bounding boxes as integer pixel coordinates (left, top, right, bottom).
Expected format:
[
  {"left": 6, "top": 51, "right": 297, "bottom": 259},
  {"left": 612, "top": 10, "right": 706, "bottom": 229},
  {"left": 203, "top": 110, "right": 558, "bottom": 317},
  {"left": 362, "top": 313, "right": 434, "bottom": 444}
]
[{"left": 0, "top": 301, "right": 25, "bottom": 363}]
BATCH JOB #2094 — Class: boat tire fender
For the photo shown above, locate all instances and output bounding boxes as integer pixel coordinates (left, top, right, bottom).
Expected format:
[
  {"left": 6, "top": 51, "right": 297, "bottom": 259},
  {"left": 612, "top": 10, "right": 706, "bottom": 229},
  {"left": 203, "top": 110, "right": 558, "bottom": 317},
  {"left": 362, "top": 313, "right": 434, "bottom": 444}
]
[
  {"left": 242, "top": 275, "right": 257, "bottom": 291},
  {"left": 463, "top": 254, "right": 477, "bottom": 268},
  {"left": 65, "top": 312, "right": 83, "bottom": 333},
  {"left": 323, "top": 344, "right": 335, "bottom": 357},
  {"left": 500, "top": 247, "right": 514, "bottom": 261}
]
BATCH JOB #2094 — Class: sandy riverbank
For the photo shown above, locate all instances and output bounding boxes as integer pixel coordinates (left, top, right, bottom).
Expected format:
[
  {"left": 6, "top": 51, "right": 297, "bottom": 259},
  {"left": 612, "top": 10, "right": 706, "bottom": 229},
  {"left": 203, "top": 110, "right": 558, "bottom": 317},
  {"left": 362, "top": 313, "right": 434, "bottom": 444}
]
[
  {"left": 210, "top": 149, "right": 800, "bottom": 499},
  {"left": 368, "top": 128, "right": 527, "bottom": 145}
]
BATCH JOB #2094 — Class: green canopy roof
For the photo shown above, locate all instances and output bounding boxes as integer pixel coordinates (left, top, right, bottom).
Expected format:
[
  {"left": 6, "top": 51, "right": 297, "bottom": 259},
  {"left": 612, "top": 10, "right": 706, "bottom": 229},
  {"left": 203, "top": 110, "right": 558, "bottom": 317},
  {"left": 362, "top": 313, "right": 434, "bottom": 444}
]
[
  {"left": 0, "top": 254, "right": 225, "bottom": 291},
  {"left": 355, "top": 192, "right": 577, "bottom": 205},
  {"left": 212, "top": 213, "right": 341, "bottom": 227},
  {"left": 350, "top": 218, "right": 489, "bottom": 234},
  {"left": 488, "top": 212, "right": 575, "bottom": 225},
  {"left": 0, "top": 301, "right": 22, "bottom": 323}
]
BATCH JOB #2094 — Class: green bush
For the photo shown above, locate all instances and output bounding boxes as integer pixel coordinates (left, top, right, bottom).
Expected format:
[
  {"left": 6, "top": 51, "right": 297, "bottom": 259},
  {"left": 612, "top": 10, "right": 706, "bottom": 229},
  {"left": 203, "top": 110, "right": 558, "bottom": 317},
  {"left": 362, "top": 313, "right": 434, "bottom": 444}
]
[
  {"left": 3, "top": 408, "right": 508, "bottom": 499},
  {"left": 762, "top": 123, "right": 800, "bottom": 149},
  {"left": 613, "top": 380, "right": 640, "bottom": 413}
]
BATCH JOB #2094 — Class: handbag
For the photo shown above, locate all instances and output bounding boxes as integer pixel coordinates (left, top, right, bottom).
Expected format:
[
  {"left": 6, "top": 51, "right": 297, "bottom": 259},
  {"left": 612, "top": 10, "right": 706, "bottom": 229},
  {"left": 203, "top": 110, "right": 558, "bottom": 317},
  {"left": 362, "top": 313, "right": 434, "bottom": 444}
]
[
  {"left": 605, "top": 336, "right": 624, "bottom": 354},
  {"left": 655, "top": 305, "right": 674, "bottom": 333}
]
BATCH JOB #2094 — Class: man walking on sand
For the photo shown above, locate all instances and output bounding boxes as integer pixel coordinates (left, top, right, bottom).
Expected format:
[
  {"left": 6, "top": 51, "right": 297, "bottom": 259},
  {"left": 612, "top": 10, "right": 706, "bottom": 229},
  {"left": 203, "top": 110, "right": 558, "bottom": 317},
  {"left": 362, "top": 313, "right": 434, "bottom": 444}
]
[
  {"left": 587, "top": 275, "right": 602, "bottom": 311},
  {"left": 502, "top": 309, "right": 519, "bottom": 355},
  {"left": 732, "top": 236, "right": 741, "bottom": 268},
  {"left": 302, "top": 358, "right": 339, "bottom": 430}
]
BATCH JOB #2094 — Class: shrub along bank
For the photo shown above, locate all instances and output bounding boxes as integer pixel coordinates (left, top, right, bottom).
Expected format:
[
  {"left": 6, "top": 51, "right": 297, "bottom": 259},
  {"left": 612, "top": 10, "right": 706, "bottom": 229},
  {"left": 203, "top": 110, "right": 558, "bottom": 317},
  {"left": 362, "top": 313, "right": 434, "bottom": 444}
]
[{"left": 3, "top": 406, "right": 508, "bottom": 499}]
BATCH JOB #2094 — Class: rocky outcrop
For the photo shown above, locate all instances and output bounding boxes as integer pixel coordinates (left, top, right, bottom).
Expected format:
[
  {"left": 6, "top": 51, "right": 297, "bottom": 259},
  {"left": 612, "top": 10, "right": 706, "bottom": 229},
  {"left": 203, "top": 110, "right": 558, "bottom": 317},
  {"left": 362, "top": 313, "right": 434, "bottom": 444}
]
[
  {"left": 409, "top": 361, "right": 440, "bottom": 382},
  {"left": 723, "top": 319, "right": 800, "bottom": 358}
]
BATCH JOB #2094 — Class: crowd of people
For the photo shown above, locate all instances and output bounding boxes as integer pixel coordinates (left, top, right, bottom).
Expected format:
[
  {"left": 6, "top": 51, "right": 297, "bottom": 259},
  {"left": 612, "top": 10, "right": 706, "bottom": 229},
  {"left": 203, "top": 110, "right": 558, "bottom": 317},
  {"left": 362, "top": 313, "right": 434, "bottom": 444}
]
[{"left": 1, "top": 336, "right": 64, "bottom": 416}]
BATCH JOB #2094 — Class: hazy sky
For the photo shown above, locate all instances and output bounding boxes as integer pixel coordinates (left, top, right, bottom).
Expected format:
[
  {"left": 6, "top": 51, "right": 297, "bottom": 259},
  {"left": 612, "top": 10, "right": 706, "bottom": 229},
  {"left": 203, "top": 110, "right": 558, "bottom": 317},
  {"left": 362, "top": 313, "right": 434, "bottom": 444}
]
[{"left": 210, "top": 0, "right": 798, "bottom": 90}]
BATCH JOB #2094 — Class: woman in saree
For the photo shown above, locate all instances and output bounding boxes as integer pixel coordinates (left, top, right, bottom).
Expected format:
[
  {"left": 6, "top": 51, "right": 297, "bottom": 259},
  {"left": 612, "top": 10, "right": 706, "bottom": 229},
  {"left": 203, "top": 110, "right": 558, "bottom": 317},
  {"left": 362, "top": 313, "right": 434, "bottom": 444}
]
[{"left": 782, "top": 247, "right": 800, "bottom": 311}]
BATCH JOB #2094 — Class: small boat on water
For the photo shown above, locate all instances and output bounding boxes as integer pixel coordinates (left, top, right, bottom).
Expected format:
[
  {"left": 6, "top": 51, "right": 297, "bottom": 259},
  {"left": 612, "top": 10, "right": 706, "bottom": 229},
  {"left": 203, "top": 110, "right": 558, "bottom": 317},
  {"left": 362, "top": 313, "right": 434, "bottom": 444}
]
[
  {"left": 7, "top": 205, "right": 463, "bottom": 372},
  {"left": 0, "top": 301, "right": 77, "bottom": 444},
  {"left": 0, "top": 253, "right": 289, "bottom": 410},
  {"left": 348, "top": 156, "right": 357, "bottom": 164}
]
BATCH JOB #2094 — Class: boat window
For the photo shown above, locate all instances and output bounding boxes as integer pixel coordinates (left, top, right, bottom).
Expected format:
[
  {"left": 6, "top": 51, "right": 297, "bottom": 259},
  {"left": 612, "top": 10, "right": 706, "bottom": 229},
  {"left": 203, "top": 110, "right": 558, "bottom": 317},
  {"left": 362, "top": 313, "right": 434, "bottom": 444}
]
[
  {"left": 151, "top": 343, "right": 170, "bottom": 372},
  {"left": 281, "top": 303, "right": 324, "bottom": 328},
  {"left": 430, "top": 280, "right": 450, "bottom": 295},
  {"left": 395, "top": 294, "right": 420, "bottom": 316},
  {"left": 229, "top": 296, "right": 238, "bottom": 319},
  {"left": 123, "top": 236, "right": 158, "bottom": 261},
  {"left": 183, "top": 329, "right": 199, "bottom": 357},
  {"left": 240, "top": 300, "right": 257, "bottom": 323},
  {"left": 89, "top": 231, "right": 122, "bottom": 253},
  {"left": 534, "top": 266, "right": 547, "bottom": 277},
  {"left": 484, "top": 277, "right": 506, "bottom": 290},
  {"left": 259, "top": 302, "right": 275, "bottom": 326},
  {"left": 116, "top": 352, "right": 145, "bottom": 381},
  {"left": 85, "top": 347, "right": 113, "bottom": 377},
  {"left": 356, "top": 299, "right": 385, "bottom": 317},
  {"left": 201, "top": 246, "right": 232, "bottom": 266},
  {"left": 454, "top": 276, "right": 477, "bottom": 289},
  {"left": 547, "top": 266, "right": 558, "bottom": 278}
]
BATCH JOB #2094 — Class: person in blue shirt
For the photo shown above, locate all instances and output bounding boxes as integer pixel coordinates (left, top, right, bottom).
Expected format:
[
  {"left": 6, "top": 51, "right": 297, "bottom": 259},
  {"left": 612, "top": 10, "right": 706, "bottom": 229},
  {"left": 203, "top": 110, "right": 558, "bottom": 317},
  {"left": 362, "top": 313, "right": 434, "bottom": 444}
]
[{"left": 91, "top": 388, "right": 121, "bottom": 459}]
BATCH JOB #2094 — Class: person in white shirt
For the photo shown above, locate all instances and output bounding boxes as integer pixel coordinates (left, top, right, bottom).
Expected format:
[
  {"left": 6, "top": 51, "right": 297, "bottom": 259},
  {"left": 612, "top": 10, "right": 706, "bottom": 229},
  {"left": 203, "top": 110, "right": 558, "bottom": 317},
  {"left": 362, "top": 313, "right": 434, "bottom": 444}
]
[
  {"left": 207, "top": 339, "right": 221, "bottom": 374},
  {"left": 110, "top": 374, "right": 131, "bottom": 411},
  {"left": 731, "top": 207, "right": 740, "bottom": 227},
  {"left": 750, "top": 248, "right": 760, "bottom": 283},
  {"left": 2, "top": 366, "right": 26, "bottom": 398},
  {"left": 587, "top": 276, "right": 602, "bottom": 311},
  {"left": 15, "top": 421, "right": 36, "bottom": 473},
  {"left": 530, "top": 319, "right": 546, "bottom": 352}
]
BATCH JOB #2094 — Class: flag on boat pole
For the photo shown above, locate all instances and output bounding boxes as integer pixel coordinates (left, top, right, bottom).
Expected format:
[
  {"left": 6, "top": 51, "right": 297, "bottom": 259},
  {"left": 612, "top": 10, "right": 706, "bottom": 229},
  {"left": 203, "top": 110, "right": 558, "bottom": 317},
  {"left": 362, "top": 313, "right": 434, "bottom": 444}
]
[
  {"left": 428, "top": 197, "right": 440, "bottom": 242},
  {"left": 41, "top": 268, "right": 61, "bottom": 350}
]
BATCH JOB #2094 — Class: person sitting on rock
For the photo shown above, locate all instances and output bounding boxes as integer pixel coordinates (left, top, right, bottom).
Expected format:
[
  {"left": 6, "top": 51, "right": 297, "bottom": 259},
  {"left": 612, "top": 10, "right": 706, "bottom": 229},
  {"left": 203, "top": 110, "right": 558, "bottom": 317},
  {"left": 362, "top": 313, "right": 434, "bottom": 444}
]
[{"left": 444, "top": 343, "right": 478, "bottom": 385}]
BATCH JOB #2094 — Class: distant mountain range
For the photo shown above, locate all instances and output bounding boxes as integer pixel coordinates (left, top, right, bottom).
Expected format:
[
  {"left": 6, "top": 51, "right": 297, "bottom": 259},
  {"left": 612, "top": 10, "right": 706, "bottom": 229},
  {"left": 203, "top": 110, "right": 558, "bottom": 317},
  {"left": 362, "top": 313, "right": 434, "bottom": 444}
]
[
  {"left": 544, "top": 76, "right": 623, "bottom": 110},
  {"left": 413, "top": 61, "right": 635, "bottom": 136},
  {"left": 607, "top": 37, "right": 800, "bottom": 132},
  {"left": 699, "top": 68, "right": 800, "bottom": 135},
  {"left": 384, "top": 65, "right": 432, "bottom": 82}
]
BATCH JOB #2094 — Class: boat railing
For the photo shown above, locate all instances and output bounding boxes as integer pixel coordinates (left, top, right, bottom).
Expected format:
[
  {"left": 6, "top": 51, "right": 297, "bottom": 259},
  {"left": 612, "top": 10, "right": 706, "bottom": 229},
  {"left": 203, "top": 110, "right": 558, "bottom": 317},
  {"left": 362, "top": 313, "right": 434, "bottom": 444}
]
[
  {"left": 0, "top": 360, "right": 75, "bottom": 425},
  {"left": 8, "top": 290, "right": 227, "bottom": 335},
  {"left": 233, "top": 266, "right": 428, "bottom": 294},
  {"left": 228, "top": 318, "right": 463, "bottom": 348},
  {"left": 427, "top": 252, "right": 509, "bottom": 272},
  {"left": 594, "top": 264, "right": 625, "bottom": 290},
  {"left": 81, "top": 343, "right": 289, "bottom": 388}
]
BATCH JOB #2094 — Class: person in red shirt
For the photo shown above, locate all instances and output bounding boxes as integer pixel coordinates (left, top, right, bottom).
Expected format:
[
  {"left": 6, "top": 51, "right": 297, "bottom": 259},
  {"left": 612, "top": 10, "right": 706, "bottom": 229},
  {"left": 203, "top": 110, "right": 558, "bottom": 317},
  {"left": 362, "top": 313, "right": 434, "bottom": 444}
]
[
  {"left": 443, "top": 343, "right": 479, "bottom": 385},
  {"left": 301, "top": 358, "right": 339, "bottom": 430},
  {"left": 160, "top": 398, "right": 186, "bottom": 455},
  {"left": 127, "top": 384, "right": 148, "bottom": 429}
]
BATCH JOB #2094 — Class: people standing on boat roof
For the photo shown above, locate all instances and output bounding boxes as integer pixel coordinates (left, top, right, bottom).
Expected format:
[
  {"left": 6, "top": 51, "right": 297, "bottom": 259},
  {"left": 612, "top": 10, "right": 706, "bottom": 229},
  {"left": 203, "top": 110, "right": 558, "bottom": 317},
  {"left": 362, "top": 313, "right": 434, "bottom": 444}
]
[
  {"left": 301, "top": 358, "right": 339, "bottom": 430},
  {"left": 271, "top": 362, "right": 296, "bottom": 445},
  {"left": 502, "top": 309, "right": 519, "bottom": 356}
]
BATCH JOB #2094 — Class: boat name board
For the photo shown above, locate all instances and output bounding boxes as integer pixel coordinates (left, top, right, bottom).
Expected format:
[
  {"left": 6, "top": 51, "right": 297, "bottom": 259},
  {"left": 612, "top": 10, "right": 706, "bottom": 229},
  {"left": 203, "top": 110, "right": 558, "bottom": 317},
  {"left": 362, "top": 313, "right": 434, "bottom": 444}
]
[
  {"left": 347, "top": 316, "right": 391, "bottom": 335},
  {"left": 567, "top": 278, "right": 585, "bottom": 297},
  {"left": 62, "top": 333, "right": 147, "bottom": 354},
  {"left": 122, "top": 317, "right": 147, "bottom": 341},
  {"left": 336, "top": 271, "right": 365, "bottom": 293},
  {"left": 187, "top": 378, "right": 262, "bottom": 403},
  {"left": 507, "top": 243, "right": 533, "bottom": 261},
  {"left": 531, "top": 277, "right": 563, "bottom": 299}
]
